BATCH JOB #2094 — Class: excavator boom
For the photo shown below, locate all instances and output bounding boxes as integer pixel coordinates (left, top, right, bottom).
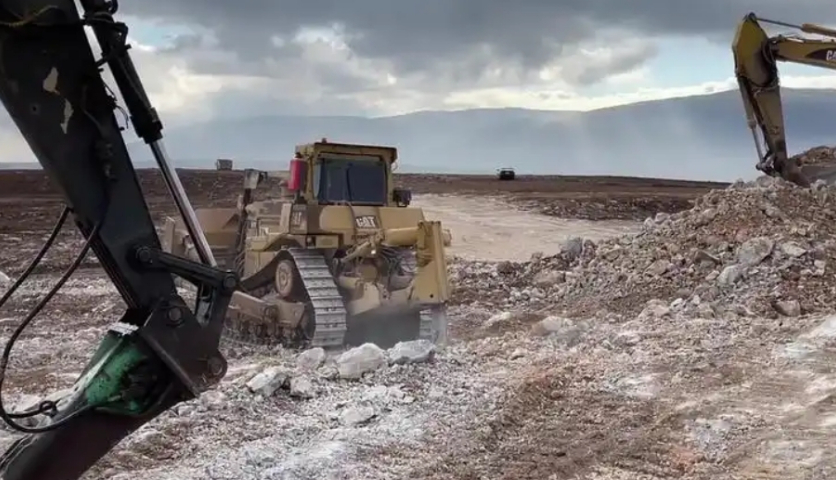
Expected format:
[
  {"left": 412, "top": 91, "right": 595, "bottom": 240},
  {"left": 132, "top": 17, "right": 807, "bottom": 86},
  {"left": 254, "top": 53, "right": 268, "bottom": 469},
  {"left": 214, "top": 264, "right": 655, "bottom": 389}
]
[
  {"left": 0, "top": 1, "right": 236, "bottom": 479},
  {"left": 733, "top": 12, "right": 836, "bottom": 186}
]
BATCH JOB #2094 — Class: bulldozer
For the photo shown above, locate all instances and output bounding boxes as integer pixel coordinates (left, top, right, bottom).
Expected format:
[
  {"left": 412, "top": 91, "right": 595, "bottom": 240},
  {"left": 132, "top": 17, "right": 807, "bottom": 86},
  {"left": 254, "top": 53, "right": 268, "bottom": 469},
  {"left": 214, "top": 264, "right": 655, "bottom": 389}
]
[
  {"left": 161, "top": 139, "right": 452, "bottom": 350},
  {"left": 733, "top": 12, "right": 836, "bottom": 187}
]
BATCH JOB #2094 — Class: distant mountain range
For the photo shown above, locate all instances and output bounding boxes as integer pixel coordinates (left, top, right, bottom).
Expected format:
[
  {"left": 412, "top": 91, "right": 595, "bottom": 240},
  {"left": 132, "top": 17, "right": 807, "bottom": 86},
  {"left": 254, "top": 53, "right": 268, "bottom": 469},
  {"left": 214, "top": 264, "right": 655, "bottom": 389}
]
[{"left": 3, "top": 88, "right": 835, "bottom": 182}]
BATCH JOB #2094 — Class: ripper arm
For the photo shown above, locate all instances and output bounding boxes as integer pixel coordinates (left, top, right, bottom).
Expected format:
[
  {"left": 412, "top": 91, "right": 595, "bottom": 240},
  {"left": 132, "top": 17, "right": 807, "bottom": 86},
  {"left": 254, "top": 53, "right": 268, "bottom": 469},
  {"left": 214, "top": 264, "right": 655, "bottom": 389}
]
[
  {"left": 732, "top": 12, "right": 836, "bottom": 186},
  {"left": 0, "top": 1, "right": 236, "bottom": 479}
]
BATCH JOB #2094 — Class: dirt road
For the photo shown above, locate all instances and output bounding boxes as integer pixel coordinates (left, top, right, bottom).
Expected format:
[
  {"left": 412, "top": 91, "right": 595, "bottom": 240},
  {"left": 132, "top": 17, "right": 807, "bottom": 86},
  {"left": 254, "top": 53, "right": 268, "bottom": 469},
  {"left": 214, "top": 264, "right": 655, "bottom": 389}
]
[{"left": 415, "top": 194, "right": 639, "bottom": 261}]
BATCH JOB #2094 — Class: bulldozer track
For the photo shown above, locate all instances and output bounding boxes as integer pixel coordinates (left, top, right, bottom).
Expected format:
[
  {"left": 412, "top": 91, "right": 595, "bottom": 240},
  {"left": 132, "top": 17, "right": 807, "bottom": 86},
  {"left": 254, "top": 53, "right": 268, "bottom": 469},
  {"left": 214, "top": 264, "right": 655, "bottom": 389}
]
[
  {"left": 221, "top": 248, "right": 446, "bottom": 349},
  {"left": 221, "top": 248, "right": 347, "bottom": 348},
  {"left": 288, "top": 248, "right": 348, "bottom": 348}
]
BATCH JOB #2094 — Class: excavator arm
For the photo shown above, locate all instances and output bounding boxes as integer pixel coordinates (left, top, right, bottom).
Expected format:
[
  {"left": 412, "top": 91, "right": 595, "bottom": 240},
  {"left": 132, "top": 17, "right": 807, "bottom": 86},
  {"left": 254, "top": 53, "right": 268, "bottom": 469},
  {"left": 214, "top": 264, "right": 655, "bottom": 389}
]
[
  {"left": 0, "top": 0, "right": 237, "bottom": 479},
  {"left": 733, "top": 12, "right": 836, "bottom": 187}
]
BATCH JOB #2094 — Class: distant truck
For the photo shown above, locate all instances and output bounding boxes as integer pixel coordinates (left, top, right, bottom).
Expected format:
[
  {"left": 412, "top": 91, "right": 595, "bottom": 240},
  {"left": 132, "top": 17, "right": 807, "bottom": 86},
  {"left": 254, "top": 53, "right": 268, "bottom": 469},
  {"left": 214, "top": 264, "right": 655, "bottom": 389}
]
[
  {"left": 215, "top": 158, "right": 233, "bottom": 171},
  {"left": 496, "top": 167, "right": 515, "bottom": 180}
]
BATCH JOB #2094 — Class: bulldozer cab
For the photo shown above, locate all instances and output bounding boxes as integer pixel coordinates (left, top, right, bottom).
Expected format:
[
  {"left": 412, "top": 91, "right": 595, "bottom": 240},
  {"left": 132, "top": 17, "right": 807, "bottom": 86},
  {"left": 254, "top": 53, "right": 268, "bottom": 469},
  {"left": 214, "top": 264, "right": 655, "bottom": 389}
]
[{"left": 289, "top": 140, "right": 411, "bottom": 207}]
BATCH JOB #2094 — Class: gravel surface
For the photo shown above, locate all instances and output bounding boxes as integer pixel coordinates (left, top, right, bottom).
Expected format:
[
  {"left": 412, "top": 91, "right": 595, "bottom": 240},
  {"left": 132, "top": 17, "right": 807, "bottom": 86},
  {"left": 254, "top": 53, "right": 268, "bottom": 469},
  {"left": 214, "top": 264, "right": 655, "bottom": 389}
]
[{"left": 2, "top": 172, "right": 836, "bottom": 479}]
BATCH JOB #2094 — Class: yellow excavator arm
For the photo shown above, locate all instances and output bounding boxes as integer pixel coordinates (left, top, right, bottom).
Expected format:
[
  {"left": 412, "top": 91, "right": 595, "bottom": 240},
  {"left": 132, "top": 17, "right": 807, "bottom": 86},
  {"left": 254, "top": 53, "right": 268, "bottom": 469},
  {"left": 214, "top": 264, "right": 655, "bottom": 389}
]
[{"left": 732, "top": 13, "right": 836, "bottom": 187}]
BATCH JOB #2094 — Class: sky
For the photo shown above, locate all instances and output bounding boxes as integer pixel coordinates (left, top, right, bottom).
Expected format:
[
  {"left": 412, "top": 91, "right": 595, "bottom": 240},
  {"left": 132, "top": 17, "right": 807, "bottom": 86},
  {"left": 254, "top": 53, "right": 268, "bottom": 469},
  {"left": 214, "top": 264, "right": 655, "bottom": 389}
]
[{"left": 2, "top": 0, "right": 836, "bottom": 163}]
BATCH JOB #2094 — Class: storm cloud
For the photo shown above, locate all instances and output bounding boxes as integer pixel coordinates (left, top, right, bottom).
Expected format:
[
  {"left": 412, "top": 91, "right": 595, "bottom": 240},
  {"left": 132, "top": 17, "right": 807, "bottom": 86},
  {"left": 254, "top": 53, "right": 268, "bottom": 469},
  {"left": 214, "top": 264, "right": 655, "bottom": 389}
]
[
  {"left": 118, "top": 0, "right": 836, "bottom": 83},
  {"left": 4, "top": 0, "right": 836, "bottom": 163}
]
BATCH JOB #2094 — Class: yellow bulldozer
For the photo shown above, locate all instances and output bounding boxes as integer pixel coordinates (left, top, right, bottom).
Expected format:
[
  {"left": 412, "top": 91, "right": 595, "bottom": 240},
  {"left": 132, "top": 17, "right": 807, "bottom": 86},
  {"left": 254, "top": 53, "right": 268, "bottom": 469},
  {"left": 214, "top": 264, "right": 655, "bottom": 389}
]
[{"left": 161, "top": 139, "right": 452, "bottom": 350}]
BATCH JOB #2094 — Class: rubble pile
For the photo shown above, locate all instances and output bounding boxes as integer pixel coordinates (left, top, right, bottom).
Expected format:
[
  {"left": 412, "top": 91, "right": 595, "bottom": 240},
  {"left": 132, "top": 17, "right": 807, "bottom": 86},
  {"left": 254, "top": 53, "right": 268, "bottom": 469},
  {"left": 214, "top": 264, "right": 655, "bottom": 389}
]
[
  {"left": 792, "top": 145, "right": 836, "bottom": 166},
  {"left": 510, "top": 195, "right": 697, "bottom": 221},
  {"left": 451, "top": 176, "right": 836, "bottom": 318},
  {"left": 243, "top": 340, "right": 438, "bottom": 400}
]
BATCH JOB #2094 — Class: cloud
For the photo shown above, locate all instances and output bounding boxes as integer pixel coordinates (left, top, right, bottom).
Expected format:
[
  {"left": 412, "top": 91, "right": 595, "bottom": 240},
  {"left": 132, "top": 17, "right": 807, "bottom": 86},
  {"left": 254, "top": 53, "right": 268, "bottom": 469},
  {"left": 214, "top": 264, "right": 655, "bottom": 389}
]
[
  {"left": 3, "top": 0, "right": 836, "bottom": 164},
  {"left": 101, "top": 0, "right": 836, "bottom": 121},
  {"left": 114, "top": 28, "right": 659, "bottom": 119},
  {"left": 444, "top": 73, "right": 836, "bottom": 111},
  {"left": 120, "top": 0, "right": 836, "bottom": 64},
  {"left": 117, "top": 0, "right": 836, "bottom": 82},
  {"left": 108, "top": 1, "right": 685, "bottom": 115}
]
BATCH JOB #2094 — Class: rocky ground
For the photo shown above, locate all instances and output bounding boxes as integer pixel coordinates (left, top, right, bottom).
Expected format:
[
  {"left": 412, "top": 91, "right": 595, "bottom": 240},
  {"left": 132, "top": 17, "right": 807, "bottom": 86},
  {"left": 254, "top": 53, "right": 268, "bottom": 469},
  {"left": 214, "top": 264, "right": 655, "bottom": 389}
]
[
  {"left": 1, "top": 164, "right": 836, "bottom": 479},
  {"left": 444, "top": 175, "right": 836, "bottom": 479}
]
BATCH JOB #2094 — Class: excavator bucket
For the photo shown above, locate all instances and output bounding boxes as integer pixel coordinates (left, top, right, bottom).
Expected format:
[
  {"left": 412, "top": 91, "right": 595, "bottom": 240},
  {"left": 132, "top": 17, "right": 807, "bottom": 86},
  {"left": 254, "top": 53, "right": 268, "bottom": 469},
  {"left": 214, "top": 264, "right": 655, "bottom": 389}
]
[
  {"left": 732, "top": 13, "right": 836, "bottom": 187},
  {"left": 800, "top": 165, "right": 836, "bottom": 184},
  {"left": 795, "top": 147, "right": 836, "bottom": 185}
]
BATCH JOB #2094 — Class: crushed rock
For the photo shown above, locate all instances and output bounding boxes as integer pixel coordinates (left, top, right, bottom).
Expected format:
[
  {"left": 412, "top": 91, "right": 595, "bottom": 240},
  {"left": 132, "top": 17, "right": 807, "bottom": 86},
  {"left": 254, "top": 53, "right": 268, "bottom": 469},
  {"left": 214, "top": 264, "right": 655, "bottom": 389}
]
[
  {"left": 289, "top": 375, "right": 316, "bottom": 399},
  {"left": 336, "top": 343, "right": 387, "bottom": 380},
  {"left": 793, "top": 144, "right": 836, "bottom": 166},
  {"left": 8, "top": 166, "right": 836, "bottom": 479},
  {"left": 452, "top": 175, "right": 836, "bottom": 318},
  {"left": 339, "top": 406, "right": 376, "bottom": 426},
  {"left": 296, "top": 347, "right": 326, "bottom": 372},
  {"left": 246, "top": 366, "right": 290, "bottom": 396},
  {"left": 509, "top": 194, "right": 698, "bottom": 221},
  {"left": 388, "top": 340, "right": 435, "bottom": 365}
]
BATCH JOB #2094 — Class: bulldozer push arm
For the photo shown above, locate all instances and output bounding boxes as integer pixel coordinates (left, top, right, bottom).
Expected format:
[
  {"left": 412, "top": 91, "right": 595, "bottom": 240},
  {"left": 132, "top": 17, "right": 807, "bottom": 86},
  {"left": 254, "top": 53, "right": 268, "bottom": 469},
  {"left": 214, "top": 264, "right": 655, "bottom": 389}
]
[
  {"left": 340, "top": 221, "right": 451, "bottom": 303},
  {"left": 733, "top": 12, "right": 836, "bottom": 187},
  {"left": 0, "top": 1, "right": 237, "bottom": 479}
]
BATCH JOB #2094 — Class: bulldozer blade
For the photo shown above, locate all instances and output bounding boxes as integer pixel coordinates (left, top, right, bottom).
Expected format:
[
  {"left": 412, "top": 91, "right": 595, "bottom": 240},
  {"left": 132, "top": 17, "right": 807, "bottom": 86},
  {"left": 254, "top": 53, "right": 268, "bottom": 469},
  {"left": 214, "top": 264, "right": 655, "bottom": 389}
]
[
  {"left": 341, "top": 302, "right": 447, "bottom": 349},
  {"left": 343, "top": 306, "right": 424, "bottom": 349}
]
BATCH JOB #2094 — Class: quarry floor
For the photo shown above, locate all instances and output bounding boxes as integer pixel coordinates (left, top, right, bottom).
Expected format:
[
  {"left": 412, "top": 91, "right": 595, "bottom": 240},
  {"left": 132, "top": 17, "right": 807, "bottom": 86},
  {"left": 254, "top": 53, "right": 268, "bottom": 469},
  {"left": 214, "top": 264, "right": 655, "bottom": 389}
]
[{"left": 0, "top": 170, "right": 831, "bottom": 479}]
